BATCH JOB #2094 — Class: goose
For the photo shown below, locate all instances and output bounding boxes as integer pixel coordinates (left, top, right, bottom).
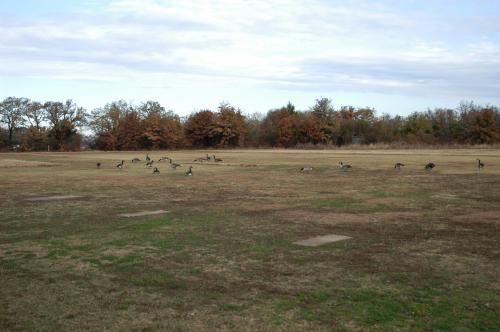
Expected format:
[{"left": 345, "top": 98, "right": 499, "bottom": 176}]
[
  {"left": 185, "top": 166, "right": 193, "bottom": 176},
  {"left": 193, "top": 157, "right": 205, "bottom": 162},
  {"left": 477, "top": 159, "right": 485, "bottom": 170},
  {"left": 394, "top": 162, "right": 405, "bottom": 170},
  {"left": 96, "top": 162, "right": 101, "bottom": 168},
  {"left": 146, "top": 160, "right": 154, "bottom": 168},
  {"left": 300, "top": 166, "right": 313, "bottom": 172},
  {"left": 338, "top": 161, "right": 352, "bottom": 170},
  {"left": 146, "top": 153, "right": 151, "bottom": 162},
  {"left": 131, "top": 158, "right": 141, "bottom": 163},
  {"left": 169, "top": 158, "right": 181, "bottom": 169},
  {"left": 153, "top": 167, "right": 160, "bottom": 174},
  {"left": 213, "top": 155, "right": 223, "bottom": 162},
  {"left": 425, "top": 162, "right": 435, "bottom": 171},
  {"left": 116, "top": 160, "right": 125, "bottom": 169},
  {"left": 158, "top": 157, "right": 170, "bottom": 162},
  {"left": 206, "top": 153, "right": 211, "bottom": 161}
]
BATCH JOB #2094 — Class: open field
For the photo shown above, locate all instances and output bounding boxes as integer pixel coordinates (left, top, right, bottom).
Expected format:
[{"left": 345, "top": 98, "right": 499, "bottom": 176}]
[{"left": 1, "top": 149, "right": 499, "bottom": 331}]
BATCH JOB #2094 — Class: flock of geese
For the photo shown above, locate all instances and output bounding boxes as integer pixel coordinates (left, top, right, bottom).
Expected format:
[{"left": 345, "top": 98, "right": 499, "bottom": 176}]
[
  {"left": 301, "top": 159, "right": 486, "bottom": 172},
  {"left": 97, "top": 154, "right": 487, "bottom": 176},
  {"left": 96, "top": 153, "right": 223, "bottom": 176}
]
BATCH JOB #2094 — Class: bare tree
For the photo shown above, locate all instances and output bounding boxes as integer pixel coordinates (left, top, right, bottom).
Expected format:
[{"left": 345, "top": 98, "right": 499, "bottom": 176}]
[
  {"left": 24, "top": 101, "right": 45, "bottom": 130},
  {"left": 0, "top": 97, "right": 28, "bottom": 145}
]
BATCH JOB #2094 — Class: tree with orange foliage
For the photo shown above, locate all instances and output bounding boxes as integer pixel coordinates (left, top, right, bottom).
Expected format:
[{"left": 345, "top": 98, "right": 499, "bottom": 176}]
[
  {"left": 209, "top": 103, "right": 247, "bottom": 147},
  {"left": 184, "top": 110, "right": 215, "bottom": 147}
]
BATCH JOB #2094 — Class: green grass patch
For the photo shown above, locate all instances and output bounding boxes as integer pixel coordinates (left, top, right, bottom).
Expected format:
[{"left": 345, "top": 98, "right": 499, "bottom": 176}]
[
  {"left": 132, "top": 218, "right": 172, "bottom": 232},
  {"left": 313, "top": 196, "right": 389, "bottom": 213},
  {"left": 130, "top": 270, "right": 188, "bottom": 290}
]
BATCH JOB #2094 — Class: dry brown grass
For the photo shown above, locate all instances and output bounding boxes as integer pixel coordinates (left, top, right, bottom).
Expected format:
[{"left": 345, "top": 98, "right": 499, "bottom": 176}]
[{"left": 0, "top": 149, "right": 499, "bottom": 331}]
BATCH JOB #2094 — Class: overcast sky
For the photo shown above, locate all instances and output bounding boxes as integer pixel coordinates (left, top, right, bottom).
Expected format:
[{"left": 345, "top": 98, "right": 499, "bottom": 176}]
[{"left": 1, "top": 0, "right": 499, "bottom": 116}]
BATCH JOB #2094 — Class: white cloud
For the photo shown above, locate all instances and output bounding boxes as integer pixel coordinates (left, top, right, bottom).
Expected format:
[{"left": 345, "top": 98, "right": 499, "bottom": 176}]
[{"left": 1, "top": 0, "right": 500, "bottom": 111}]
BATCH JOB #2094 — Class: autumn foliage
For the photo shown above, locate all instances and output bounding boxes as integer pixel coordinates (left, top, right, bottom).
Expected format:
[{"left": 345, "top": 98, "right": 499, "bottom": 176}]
[{"left": 1, "top": 97, "right": 500, "bottom": 151}]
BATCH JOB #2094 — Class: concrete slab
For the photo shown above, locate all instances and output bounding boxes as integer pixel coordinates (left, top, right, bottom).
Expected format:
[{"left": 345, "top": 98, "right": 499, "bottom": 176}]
[
  {"left": 118, "top": 210, "right": 170, "bottom": 218},
  {"left": 294, "top": 234, "right": 351, "bottom": 247},
  {"left": 26, "top": 195, "right": 82, "bottom": 202}
]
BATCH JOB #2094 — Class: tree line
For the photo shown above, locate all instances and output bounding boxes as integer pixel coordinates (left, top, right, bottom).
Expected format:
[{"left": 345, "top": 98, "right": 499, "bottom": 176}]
[{"left": 1, "top": 96, "right": 499, "bottom": 151}]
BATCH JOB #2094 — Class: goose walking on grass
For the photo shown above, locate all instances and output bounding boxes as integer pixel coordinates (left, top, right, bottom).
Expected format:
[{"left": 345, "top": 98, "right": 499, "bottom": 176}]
[
  {"left": 425, "top": 162, "right": 436, "bottom": 171},
  {"left": 206, "top": 153, "right": 211, "bottom": 161},
  {"left": 185, "top": 166, "right": 193, "bottom": 176},
  {"left": 153, "top": 167, "right": 160, "bottom": 175},
  {"left": 213, "top": 155, "right": 223, "bottom": 162},
  {"left": 116, "top": 160, "right": 125, "bottom": 169},
  {"left": 131, "top": 158, "right": 141, "bottom": 163},
  {"left": 477, "top": 159, "right": 485, "bottom": 170},
  {"left": 158, "top": 157, "right": 170, "bottom": 162},
  {"left": 194, "top": 157, "right": 205, "bottom": 162},
  {"left": 300, "top": 166, "right": 313, "bottom": 172},
  {"left": 169, "top": 159, "right": 181, "bottom": 169},
  {"left": 146, "top": 153, "right": 151, "bottom": 162},
  {"left": 146, "top": 160, "right": 154, "bottom": 168},
  {"left": 394, "top": 162, "right": 405, "bottom": 170},
  {"left": 338, "top": 161, "right": 352, "bottom": 170}
]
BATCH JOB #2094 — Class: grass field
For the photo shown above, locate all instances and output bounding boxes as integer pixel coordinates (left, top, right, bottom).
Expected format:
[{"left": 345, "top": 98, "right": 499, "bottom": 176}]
[{"left": 1, "top": 149, "right": 499, "bottom": 331}]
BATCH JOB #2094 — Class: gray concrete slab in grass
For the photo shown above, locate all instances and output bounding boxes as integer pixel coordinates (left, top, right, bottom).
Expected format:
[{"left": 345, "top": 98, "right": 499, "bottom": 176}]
[
  {"left": 26, "top": 195, "right": 82, "bottom": 202},
  {"left": 295, "top": 234, "right": 351, "bottom": 247},
  {"left": 119, "top": 210, "right": 170, "bottom": 218}
]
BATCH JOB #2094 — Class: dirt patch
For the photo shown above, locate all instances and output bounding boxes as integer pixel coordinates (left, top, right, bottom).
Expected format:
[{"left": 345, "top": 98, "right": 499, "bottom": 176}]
[
  {"left": 25, "top": 195, "right": 82, "bottom": 202},
  {"left": 432, "top": 193, "right": 459, "bottom": 200},
  {"left": 118, "top": 210, "right": 170, "bottom": 218},
  {"left": 276, "top": 210, "right": 420, "bottom": 226},
  {"left": 0, "top": 159, "right": 59, "bottom": 168},
  {"left": 294, "top": 234, "right": 352, "bottom": 247}
]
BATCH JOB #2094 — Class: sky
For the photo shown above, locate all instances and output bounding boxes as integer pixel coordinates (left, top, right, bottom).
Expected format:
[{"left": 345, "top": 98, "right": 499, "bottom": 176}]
[{"left": 1, "top": 0, "right": 500, "bottom": 116}]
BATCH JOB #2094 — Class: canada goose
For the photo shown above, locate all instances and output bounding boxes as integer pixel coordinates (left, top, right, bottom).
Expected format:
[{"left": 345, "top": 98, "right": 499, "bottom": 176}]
[
  {"left": 96, "top": 162, "right": 101, "bottom": 168},
  {"left": 425, "top": 162, "right": 435, "bottom": 170},
  {"left": 300, "top": 166, "right": 313, "bottom": 172},
  {"left": 131, "top": 158, "right": 141, "bottom": 163},
  {"left": 116, "top": 160, "right": 124, "bottom": 169},
  {"left": 477, "top": 159, "right": 485, "bottom": 170},
  {"left": 153, "top": 167, "right": 160, "bottom": 174},
  {"left": 394, "top": 162, "right": 405, "bottom": 170},
  {"left": 146, "top": 153, "right": 151, "bottom": 162},
  {"left": 171, "top": 162, "right": 181, "bottom": 170},
  {"left": 338, "top": 161, "right": 352, "bottom": 170},
  {"left": 206, "top": 153, "right": 211, "bottom": 161},
  {"left": 158, "top": 157, "right": 170, "bottom": 162},
  {"left": 185, "top": 166, "right": 193, "bottom": 176},
  {"left": 213, "top": 155, "right": 223, "bottom": 162},
  {"left": 146, "top": 160, "right": 154, "bottom": 168},
  {"left": 193, "top": 157, "right": 205, "bottom": 162}
]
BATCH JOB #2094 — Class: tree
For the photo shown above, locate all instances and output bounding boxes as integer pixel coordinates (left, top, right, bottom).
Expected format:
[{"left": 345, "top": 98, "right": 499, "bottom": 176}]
[
  {"left": 90, "top": 101, "right": 131, "bottom": 150},
  {"left": 0, "top": 97, "right": 28, "bottom": 146},
  {"left": 23, "top": 101, "right": 48, "bottom": 150},
  {"left": 184, "top": 110, "right": 215, "bottom": 147},
  {"left": 45, "top": 100, "right": 87, "bottom": 150},
  {"left": 311, "top": 98, "right": 335, "bottom": 123},
  {"left": 402, "top": 112, "right": 434, "bottom": 144},
  {"left": 468, "top": 108, "right": 499, "bottom": 144},
  {"left": 260, "top": 103, "right": 298, "bottom": 147},
  {"left": 209, "top": 103, "right": 247, "bottom": 147},
  {"left": 310, "top": 98, "right": 337, "bottom": 144},
  {"left": 24, "top": 101, "right": 45, "bottom": 130},
  {"left": 118, "top": 111, "right": 143, "bottom": 150},
  {"left": 139, "top": 101, "right": 183, "bottom": 149}
]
